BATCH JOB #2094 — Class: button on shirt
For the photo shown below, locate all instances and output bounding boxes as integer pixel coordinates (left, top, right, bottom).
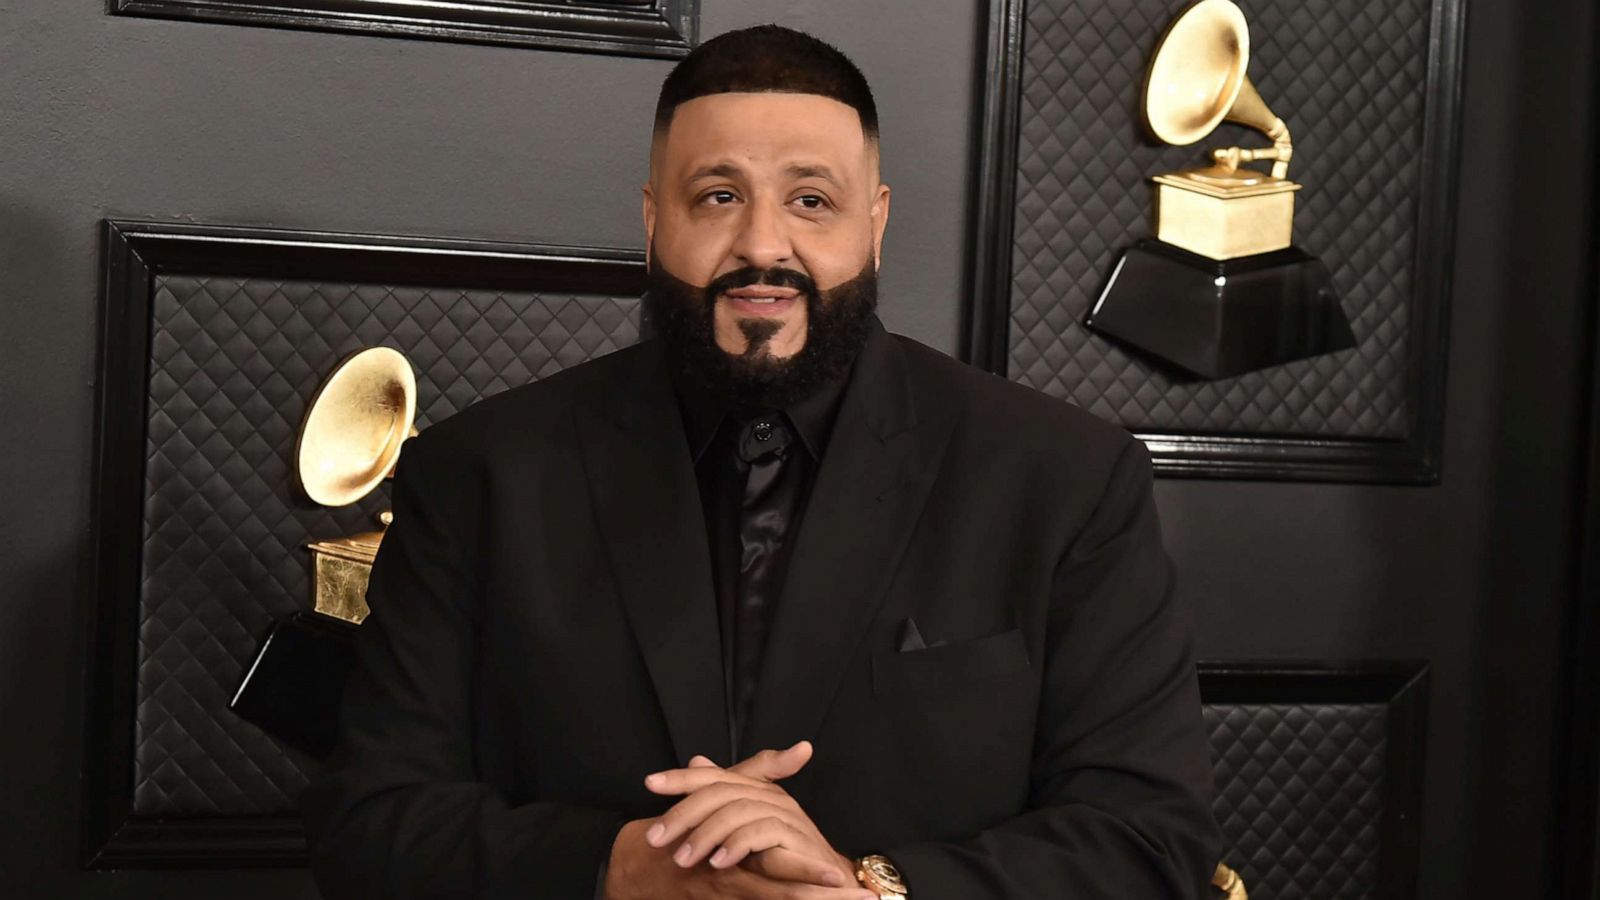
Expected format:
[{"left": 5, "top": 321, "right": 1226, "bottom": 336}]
[{"left": 677, "top": 372, "right": 850, "bottom": 762}]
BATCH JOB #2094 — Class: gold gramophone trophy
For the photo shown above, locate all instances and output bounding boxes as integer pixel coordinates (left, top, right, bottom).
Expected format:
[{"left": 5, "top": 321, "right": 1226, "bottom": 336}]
[
  {"left": 295, "top": 346, "right": 418, "bottom": 624},
  {"left": 1085, "top": 0, "right": 1355, "bottom": 380},
  {"left": 230, "top": 347, "right": 417, "bottom": 756}
]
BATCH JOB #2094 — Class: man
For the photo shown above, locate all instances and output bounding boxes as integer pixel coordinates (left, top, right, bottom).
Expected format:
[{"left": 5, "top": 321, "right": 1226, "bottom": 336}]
[{"left": 302, "top": 25, "right": 1222, "bottom": 900}]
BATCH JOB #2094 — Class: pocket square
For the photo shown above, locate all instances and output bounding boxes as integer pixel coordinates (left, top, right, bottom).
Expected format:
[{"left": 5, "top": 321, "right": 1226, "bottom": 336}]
[{"left": 897, "top": 617, "right": 948, "bottom": 652}]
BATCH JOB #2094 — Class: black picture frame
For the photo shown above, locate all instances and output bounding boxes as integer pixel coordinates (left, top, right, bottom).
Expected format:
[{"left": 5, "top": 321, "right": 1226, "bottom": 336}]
[
  {"left": 1560, "top": 314, "right": 1600, "bottom": 900},
  {"left": 963, "top": 0, "right": 1468, "bottom": 483},
  {"left": 82, "top": 220, "right": 647, "bottom": 868},
  {"left": 1556, "top": 17, "right": 1600, "bottom": 892},
  {"left": 109, "top": 0, "right": 699, "bottom": 59},
  {"left": 1198, "top": 659, "right": 1430, "bottom": 900}
]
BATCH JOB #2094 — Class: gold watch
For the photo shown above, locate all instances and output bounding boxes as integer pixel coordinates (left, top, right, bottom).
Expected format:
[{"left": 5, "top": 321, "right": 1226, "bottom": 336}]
[{"left": 855, "top": 854, "right": 908, "bottom": 898}]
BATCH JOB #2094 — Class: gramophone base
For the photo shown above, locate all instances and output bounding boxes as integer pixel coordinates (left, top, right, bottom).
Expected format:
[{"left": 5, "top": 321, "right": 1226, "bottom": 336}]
[
  {"left": 1087, "top": 238, "right": 1356, "bottom": 380},
  {"left": 1153, "top": 174, "right": 1299, "bottom": 259},
  {"left": 229, "top": 610, "right": 358, "bottom": 759}
]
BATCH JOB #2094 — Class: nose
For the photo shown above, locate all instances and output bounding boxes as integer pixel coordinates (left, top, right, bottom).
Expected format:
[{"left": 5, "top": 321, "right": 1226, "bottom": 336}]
[{"left": 728, "top": 199, "right": 793, "bottom": 271}]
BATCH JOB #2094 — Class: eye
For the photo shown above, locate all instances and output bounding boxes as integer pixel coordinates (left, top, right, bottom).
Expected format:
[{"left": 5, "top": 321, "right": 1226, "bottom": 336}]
[
  {"left": 701, "top": 190, "right": 738, "bottom": 206},
  {"left": 793, "top": 194, "right": 830, "bottom": 211}
]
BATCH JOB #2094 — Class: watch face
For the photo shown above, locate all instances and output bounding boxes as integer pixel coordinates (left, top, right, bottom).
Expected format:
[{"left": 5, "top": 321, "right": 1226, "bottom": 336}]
[{"left": 863, "top": 856, "right": 906, "bottom": 889}]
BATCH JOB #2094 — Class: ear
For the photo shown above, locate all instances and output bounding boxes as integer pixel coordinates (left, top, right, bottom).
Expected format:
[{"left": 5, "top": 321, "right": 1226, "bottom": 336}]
[
  {"left": 642, "top": 184, "right": 657, "bottom": 267},
  {"left": 870, "top": 183, "right": 891, "bottom": 272}
]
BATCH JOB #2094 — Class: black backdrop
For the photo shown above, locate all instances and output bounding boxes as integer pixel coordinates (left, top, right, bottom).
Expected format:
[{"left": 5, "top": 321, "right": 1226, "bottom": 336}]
[{"left": 1, "top": 1, "right": 1597, "bottom": 898}]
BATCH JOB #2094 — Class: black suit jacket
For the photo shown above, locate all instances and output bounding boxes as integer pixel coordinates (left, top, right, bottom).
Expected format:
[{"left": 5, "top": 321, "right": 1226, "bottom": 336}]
[{"left": 301, "top": 318, "right": 1222, "bottom": 899}]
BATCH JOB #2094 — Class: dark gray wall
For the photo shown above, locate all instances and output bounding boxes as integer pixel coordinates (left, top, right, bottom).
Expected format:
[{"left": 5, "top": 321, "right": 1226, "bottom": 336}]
[
  {"left": 1167, "top": 1, "right": 1595, "bottom": 897},
  {"left": 0, "top": 2, "right": 979, "bottom": 896},
  {"left": 0, "top": 0, "right": 1594, "bottom": 898},
  {"left": 1185, "top": 0, "right": 1600, "bottom": 896}
]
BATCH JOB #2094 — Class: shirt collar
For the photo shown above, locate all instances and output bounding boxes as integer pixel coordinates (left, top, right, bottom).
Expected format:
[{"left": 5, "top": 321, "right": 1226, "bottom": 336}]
[
  {"left": 676, "top": 374, "right": 726, "bottom": 464},
  {"left": 779, "top": 365, "right": 851, "bottom": 460},
  {"left": 674, "top": 359, "right": 854, "bottom": 465}
]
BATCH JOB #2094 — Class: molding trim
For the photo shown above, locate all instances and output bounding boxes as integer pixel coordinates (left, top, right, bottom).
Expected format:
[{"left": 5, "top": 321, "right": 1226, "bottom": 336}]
[
  {"left": 1556, "top": 6, "right": 1600, "bottom": 892},
  {"left": 1197, "top": 660, "right": 1430, "bottom": 900},
  {"left": 110, "top": 0, "right": 699, "bottom": 59},
  {"left": 963, "top": 0, "right": 1468, "bottom": 483},
  {"left": 81, "top": 220, "right": 646, "bottom": 868}
]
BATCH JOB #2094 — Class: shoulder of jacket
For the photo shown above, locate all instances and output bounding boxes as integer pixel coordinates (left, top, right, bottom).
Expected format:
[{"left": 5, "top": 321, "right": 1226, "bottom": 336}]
[
  {"left": 890, "top": 331, "right": 1137, "bottom": 461},
  {"left": 407, "top": 342, "right": 643, "bottom": 457}
]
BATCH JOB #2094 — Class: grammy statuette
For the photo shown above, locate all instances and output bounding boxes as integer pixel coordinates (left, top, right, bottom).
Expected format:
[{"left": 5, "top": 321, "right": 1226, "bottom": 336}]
[
  {"left": 1086, "top": 0, "right": 1356, "bottom": 380},
  {"left": 295, "top": 346, "right": 418, "bottom": 625},
  {"left": 229, "top": 347, "right": 417, "bottom": 757}
]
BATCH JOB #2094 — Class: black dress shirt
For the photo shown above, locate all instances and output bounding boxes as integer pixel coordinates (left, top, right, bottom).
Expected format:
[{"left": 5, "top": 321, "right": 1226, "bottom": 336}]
[
  {"left": 591, "top": 373, "right": 849, "bottom": 899},
  {"left": 676, "top": 371, "right": 851, "bottom": 762}
]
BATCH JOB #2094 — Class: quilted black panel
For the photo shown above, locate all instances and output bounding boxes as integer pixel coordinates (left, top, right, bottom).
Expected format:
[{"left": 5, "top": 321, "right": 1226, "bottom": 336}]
[
  {"left": 135, "top": 275, "right": 640, "bottom": 815},
  {"left": 1206, "top": 702, "right": 1387, "bottom": 899},
  {"left": 1012, "top": 0, "right": 1430, "bottom": 436}
]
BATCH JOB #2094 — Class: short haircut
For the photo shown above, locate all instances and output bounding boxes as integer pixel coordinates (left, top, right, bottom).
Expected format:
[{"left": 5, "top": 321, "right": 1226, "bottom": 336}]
[{"left": 653, "top": 24, "right": 879, "bottom": 144}]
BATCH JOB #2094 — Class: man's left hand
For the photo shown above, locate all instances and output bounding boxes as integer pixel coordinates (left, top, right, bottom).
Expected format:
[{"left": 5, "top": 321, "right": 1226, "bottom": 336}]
[{"left": 643, "top": 742, "right": 857, "bottom": 889}]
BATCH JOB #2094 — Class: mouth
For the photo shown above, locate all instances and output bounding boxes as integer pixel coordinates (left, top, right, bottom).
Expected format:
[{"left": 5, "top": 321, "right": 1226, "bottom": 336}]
[{"left": 721, "top": 286, "right": 802, "bottom": 317}]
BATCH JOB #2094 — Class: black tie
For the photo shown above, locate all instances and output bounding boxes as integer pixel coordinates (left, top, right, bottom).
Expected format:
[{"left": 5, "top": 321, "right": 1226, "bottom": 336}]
[{"left": 728, "top": 411, "right": 797, "bottom": 753}]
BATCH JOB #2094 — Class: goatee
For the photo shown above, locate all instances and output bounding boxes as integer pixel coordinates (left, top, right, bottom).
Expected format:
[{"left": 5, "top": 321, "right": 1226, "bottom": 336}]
[{"left": 643, "top": 256, "right": 878, "bottom": 410}]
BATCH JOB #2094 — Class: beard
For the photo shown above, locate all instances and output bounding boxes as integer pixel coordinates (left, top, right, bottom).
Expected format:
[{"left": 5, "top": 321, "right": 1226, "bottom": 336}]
[{"left": 643, "top": 254, "right": 878, "bottom": 410}]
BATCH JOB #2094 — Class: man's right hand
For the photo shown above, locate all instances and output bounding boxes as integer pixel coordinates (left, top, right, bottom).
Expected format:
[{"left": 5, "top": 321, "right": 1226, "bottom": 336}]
[{"left": 602, "top": 817, "right": 876, "bottom": 900}]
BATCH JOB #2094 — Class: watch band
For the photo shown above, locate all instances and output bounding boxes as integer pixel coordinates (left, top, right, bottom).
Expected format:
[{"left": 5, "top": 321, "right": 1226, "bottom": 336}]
[{"left": 855, "top": 854, "right": 908, "bottom": 898}]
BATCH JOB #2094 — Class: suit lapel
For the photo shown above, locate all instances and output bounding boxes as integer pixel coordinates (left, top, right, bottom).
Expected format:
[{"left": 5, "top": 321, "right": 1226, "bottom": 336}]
[
  {"left": 743, "top": 322, "right": 956, "bottom": 757},
  {"left": 577, "top": 342, "right": 729, "bottom": 766}
]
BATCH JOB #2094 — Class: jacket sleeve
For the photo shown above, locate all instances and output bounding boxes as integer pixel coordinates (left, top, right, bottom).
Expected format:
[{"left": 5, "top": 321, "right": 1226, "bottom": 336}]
[
  {"left": 299, "top": 430, "right": 630, "bottom": 900},
  {"left": 884, "top": 437, "right": 1222, "bottom": 899}
]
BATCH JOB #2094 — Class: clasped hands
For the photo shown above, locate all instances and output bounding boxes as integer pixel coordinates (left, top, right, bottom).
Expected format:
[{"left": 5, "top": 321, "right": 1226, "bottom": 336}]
[{"left": 604, "top": 741, "right": 876, "bottom": 900}]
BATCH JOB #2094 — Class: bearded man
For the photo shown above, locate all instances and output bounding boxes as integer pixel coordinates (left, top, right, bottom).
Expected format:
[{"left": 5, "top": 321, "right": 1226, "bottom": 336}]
[{"left": 302, "top": 24, "right": 1222, "bottom": 900}]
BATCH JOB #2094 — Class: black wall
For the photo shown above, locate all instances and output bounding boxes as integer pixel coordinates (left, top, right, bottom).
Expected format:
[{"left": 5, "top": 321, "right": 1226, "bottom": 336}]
[{"left": 0, "top": 0, "right": 1595, "bottom": 897}]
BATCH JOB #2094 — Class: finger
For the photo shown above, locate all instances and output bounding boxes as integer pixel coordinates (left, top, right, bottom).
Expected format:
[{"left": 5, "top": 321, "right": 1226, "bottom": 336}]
[
  {"left": 729, "top": 741, "right": 814, "bottom": 783},
  {"left": 741, "top": 846, "right": 841, "bottom": 884},
  {"left": 645, "top": 765, "right": 786, "bottom": 797},
  {"left": 719, "top": 866, "right": 874, "bottom": 900},
  {"left": 709, "top": 820, "right": 793, "bottom": 870},
  {"left": 766, "top": 884, "right": 877, "bottom": 900},
  {"left": 646, "top": 782, "right": 791, "bottom": 848},
  {"left": 688, "top": 754, "right": 720, "bottom": 768},
  {"left": 717, "top": 834, "right": 843, "bottom": 888},
  {"left": 678, "top": 803, "right": 800, "bottom": 868},
  {"left": 771, "top": 880, "right": 878, "bottom": 900}
]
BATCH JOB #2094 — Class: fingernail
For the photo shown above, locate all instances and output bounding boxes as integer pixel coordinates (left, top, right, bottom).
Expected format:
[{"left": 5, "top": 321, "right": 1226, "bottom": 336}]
[
  {"left": 822, "top": 870, "right": 844, "bottom": 886},
  {"left": 645, "top": 823, "right": 665, "bottom": 846},
  {"left": 709, "top": 847, "right": 727, "bottom": 867},
  {"left": 674, "top": 843, "right": 694, "bottom": 866},
  {"left": 644, "top": 773, "right": 663, "bottom": 788}
]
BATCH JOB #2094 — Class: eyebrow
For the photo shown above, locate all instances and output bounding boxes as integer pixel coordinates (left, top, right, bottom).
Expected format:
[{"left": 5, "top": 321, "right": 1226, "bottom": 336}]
[
  {"left": 687, "top": 162, "right": 744, "bottom": 181},
  {"left": 684, "top": 162, "right": 844, "bottom": 187},
  {"left": 785, "top": 164, "right": 842, "bottom": 186}
]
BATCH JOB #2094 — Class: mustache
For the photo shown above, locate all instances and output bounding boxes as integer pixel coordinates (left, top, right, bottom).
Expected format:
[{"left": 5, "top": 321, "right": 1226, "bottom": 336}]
[
  {"left": 642, "top": 254, "right": 878, "bottom": 409},
  {"left": 706, "top": 266, "right": 818, "bottom": 301}
]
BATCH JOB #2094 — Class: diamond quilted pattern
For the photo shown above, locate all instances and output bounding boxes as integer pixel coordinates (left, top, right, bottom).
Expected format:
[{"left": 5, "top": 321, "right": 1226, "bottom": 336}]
[
  {"left": 1206, "top": 703, "right": 1386, "bottom": 899},
  {"left": 1011, "top": 0, "right": 1428, "bottom": 436},
  {"left": 135, "top": 275, "right": 640, "bottom": 815}
]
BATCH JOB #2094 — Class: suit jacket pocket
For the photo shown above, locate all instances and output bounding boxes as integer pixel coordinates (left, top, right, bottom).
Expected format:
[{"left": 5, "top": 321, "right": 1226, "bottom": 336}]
[{"left": 870, "top": 627, "right": 1030, "bottom": 697}]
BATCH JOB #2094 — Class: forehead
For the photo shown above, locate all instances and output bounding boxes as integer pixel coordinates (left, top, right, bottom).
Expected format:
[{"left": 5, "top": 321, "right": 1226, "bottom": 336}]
[{"left": 654, "top": 92, "right": 871, "bottom": 178}]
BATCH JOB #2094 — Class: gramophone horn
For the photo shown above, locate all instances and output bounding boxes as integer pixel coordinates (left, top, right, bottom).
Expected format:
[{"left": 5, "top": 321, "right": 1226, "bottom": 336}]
[
  {"left": 1143, "top": 0, "right": 1292, "bottom": 178},
  {"left": 294, "top": 347, "right": 417, "bottom": 508}
]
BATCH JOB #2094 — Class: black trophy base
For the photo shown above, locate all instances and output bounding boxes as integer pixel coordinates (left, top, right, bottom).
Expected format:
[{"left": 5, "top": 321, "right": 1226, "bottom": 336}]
[
  {"left": 1086, "top": 238, "right": 1356, "bottom": 380},
  {"left": 229, "top": 610, "right": 358, "bottom": 759}
]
